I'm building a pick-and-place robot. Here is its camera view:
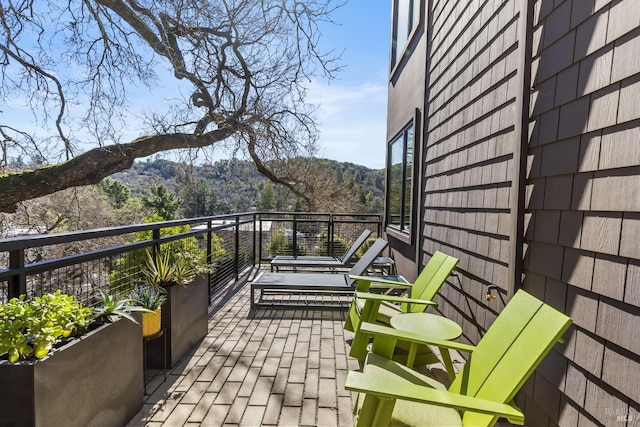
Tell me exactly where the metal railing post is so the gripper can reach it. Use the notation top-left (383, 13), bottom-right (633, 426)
top-left (328, 214), bottom-right (334, 257)
top-left (206, 220), bottom-right (212, 305)
top-left (292, 215), bottom-right (298, 257)
top-left (8, 249), bottom-right (26, 299)
top-left (252, 214), bottom-right (257, 266)
top-left (234, 216), bottom-right (240, 279)
top-left (152, 228), bottom-right (161, 259)
top-left (258, 214), bottom-right (263, 262)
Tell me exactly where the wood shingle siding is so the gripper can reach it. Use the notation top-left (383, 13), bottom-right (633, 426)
top-left (386, 0), bottom-right (640, 425)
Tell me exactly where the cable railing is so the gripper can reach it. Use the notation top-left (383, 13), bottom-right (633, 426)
top-left (0, 212), bottom-right (382, 306)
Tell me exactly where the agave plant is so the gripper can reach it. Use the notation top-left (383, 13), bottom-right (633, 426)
top-left (129, 285), bottom-right (167, 310)
top-left (142, 251), bottom-right (176, 289)
top-left (142, 250), bottom-right (205, 290)
top-left (92, 289), bottom-right (151, 324)
top-left (171, 257), bottom-right (197, 286)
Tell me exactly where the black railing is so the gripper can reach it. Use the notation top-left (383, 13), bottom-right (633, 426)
top-left (0, 212), bottom-right (382, 306)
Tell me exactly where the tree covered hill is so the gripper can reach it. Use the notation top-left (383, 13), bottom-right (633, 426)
top-left (112, 157), bottom-right (385, 215)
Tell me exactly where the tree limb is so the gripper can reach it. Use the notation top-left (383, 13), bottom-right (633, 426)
top-left (0, 126), bottom-right (235, 213)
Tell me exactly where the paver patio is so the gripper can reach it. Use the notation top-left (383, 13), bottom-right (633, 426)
top-left (127, 267), bottom-right (462, 427)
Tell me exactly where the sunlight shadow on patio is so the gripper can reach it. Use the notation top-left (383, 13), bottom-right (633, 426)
top-left (128, 267), bottom-right (359, 426)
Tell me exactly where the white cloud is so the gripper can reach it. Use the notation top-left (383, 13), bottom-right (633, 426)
top-left (308, 81), bottom-right (388, 169)
top-left (309, 82), bottom-right (386, 116)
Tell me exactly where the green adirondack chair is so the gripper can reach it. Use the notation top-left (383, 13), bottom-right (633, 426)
top-left (345, 289), bottom-right (572, 427)
top-left (344, 251), bottom-right (459, 361)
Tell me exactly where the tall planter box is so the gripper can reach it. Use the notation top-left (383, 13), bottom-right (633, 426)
top-left (0, 318), bottom-right (143, 427)
top-left (147, 274), bottom-right (209, 368)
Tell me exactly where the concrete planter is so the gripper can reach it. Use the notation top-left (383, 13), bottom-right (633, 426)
top-left (146, 274), bottom-right (209, 368)
top-left (0, 317), bottom-right (143, 427)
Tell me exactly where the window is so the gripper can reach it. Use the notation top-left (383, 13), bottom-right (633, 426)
top-left (386, 122), bottom-right (414, 234)
top-left (392, 0), bottom-right (421, 67)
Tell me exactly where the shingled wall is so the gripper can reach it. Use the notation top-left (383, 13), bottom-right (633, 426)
top-left (523, 0), bottom-right (640, 425)
top-left (421, 0), bottom-right (523, 353)
top-left (408, 0), bottom-right (640, 425)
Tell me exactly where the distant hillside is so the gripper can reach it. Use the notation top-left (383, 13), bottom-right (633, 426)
top-left (112, 157), bottom-right (385, 214)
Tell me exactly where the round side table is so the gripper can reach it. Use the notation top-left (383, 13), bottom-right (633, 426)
top-left (390, 312), bottom-right (462, 381)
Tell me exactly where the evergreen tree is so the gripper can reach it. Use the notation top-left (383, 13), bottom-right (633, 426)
top-left (99, 178), bottom-right (131, 209)
top-left (141, 185), bottom-right (182, 220)
top-left (258, 182), bottom-right (276, 211)
top-left (180, 179), bottom-right (218, 218)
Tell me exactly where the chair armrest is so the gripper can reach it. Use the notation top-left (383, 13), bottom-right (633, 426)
top-left (355, 292), bottom-right (437, 307)
top-left (350, 275), bottom-right (412, 293)
top-left (345, 371), bottom-right (525, 424)
top-left (350, 275), bottom-right (411, 287)
top-left (360, 322), bottom-right (476, 354)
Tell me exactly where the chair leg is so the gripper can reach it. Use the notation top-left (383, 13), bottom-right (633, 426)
top-left (355, 394), bottom-right (396, 427)
top-left (439, 346), bottom-right (456, 382)
top-left (350, 330), bottom-right (372, 360)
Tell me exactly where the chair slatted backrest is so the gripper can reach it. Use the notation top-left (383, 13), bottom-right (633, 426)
top-left (346, 238), bottom-right (389, 286)
top-left (449, 290), bottom-right (572, 426)
top-left (339, 229), bottom-right (373, 263)
top-left (402, 251), bottom-right (459, 313)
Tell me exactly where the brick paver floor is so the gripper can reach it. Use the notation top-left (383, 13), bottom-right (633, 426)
top-left (128, 267), bottom-right (463, 427)
top-left (127, 268), bottom-right (360, 427)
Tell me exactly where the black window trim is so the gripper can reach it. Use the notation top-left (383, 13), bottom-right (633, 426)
top-left (385, 110), bottom-right (420, 244)
top-left (390, 0), bottom-right (425, 77)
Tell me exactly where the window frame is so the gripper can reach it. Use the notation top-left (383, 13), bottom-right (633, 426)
top-left (390, 0), bottom-right (424, 72)
top-left (385, 116), bottom-right (417, 240)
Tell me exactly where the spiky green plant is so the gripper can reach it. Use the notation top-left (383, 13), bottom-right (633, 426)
top-left (92, 289), bottom-right (151, 324)
top-left (129, 285), bottom-right (167, 310)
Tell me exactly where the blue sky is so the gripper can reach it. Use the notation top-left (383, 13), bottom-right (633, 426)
top-left (311, 1), bottom-right (391, 169)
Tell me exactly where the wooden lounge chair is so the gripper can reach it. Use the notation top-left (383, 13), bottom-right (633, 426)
top-left (269, 229), bottom-right (372, 271)
top-left (251, 238), bottom-right (394, 309)
top-left (344, 250), bottom-right (459, 361)
top-left (345, 289), bottom-right (572, 427)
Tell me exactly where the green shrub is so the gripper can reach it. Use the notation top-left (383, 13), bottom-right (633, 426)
top-left (318, 234), bottom-right (349, 257)
top-left (0, 291), bottom-right (93, 362)
top-left (142, 251), bottom-right (204, 290)
top-left (265, 227), bottom-right (306, 256)
top-left (109, 214), bottom-right (224, 293)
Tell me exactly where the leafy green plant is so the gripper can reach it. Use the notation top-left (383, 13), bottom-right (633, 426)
top-left (108, 214), bottom-right (224, 293)
top-left (0, 296), bottom-right (33, 362)
top-left (175, 250), bottom-right (215, 275)
top-left (318, 234), bottom-right (349, 257)
top-left (265, 227), bottom-right (306, 256)
top-left (0, 291), bottom-right (94, 363)
top-left (36, 292), bottom-right (94, 339)
top-left (129, 286), bottom-right (167, 310)
top-left (92, 289), bottom-right (151, 324)
top-left (171, 258), bottom-right (197, 286)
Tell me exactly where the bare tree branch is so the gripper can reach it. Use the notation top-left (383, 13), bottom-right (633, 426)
top-left (0, 126), bottom-right (235, 212)
top-left (0, 0), bottom-right (342, 210)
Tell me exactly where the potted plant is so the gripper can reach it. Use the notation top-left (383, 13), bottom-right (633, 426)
top-left (92, 288), bottom-right (153, 322)
top-left (0, 291), bottom-right (94, 363)
top-left (142, 250), bottom-right (210, 368)
top-left (0, 290), bottom-right (146, 427)
top-left (129, 285), bottom-right (167, 337)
